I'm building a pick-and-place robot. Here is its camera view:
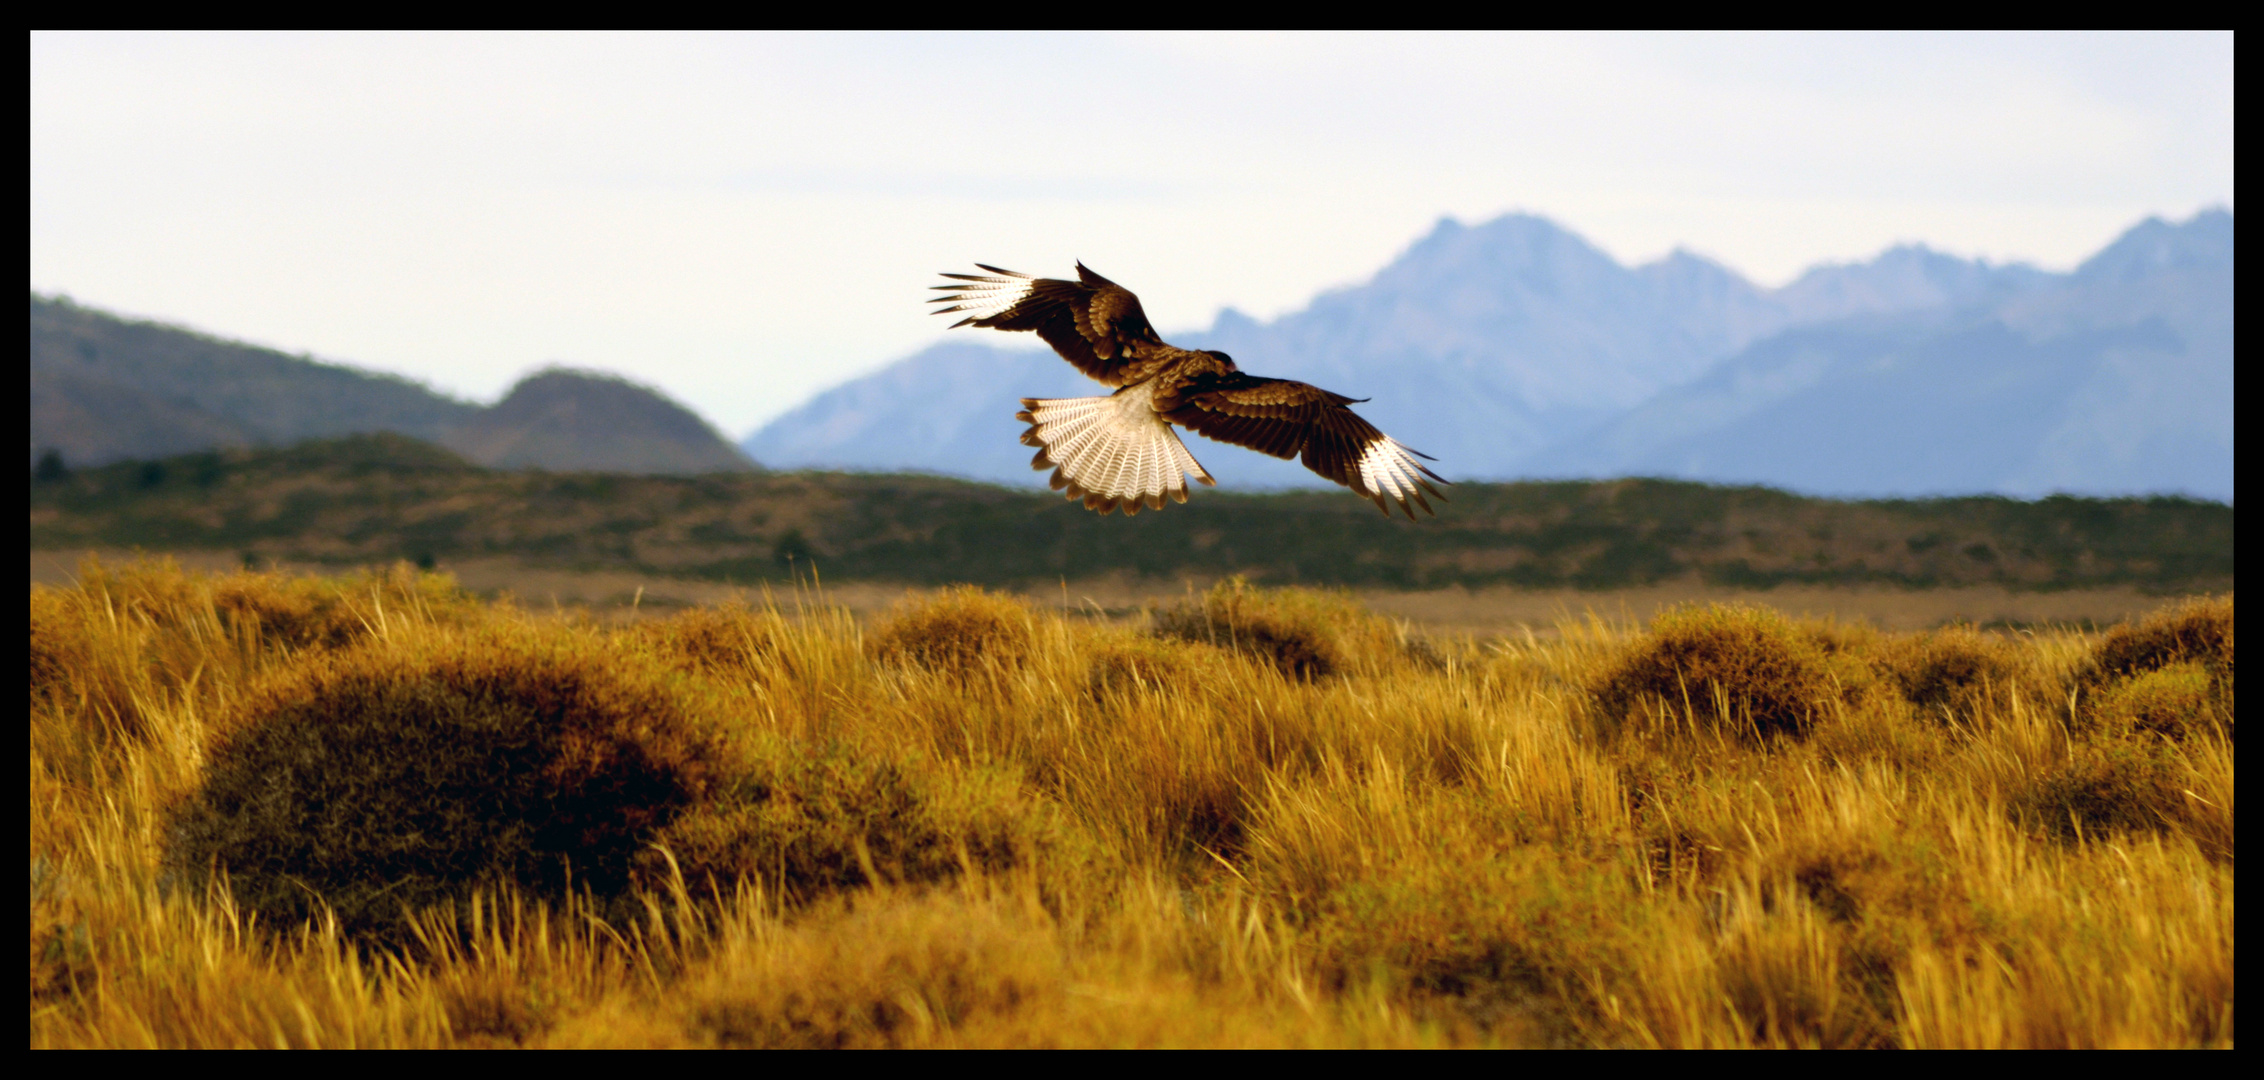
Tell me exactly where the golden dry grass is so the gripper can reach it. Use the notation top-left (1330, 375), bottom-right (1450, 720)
top-left (28, 558), bottom-right (2233, 1047)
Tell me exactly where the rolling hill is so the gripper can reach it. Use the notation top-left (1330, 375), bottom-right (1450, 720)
top-left (28, 295), bottom-right (754, 476)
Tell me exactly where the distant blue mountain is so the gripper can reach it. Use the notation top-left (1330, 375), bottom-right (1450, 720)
top-left (741, 341), bottom-right (1090, 481)
top-left (747, 210), bottom-right (2226, 501)
top-left (1528, 210), bottom-right (2233, 501)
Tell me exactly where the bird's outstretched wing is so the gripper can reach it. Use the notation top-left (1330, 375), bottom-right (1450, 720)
top-left (1162, 373), bottom-right (1449, 519)
top-left (929, 263), bottom-right (1162, 385)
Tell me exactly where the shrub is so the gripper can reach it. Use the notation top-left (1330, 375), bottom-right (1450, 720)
top-left (2015, 739), bottom-right (2185, 842)
top-left (206, 573), bottom-right (371, 651)
top-left (2090, 594), bottom-right (2234, 685)
top-left (631, 602), bottom-right (785, 675)
top-left (2089, 661), bottom-right (2221, 740)
top-left (165, 628), bottom-right (718, 935)
top-left (1083, 630), bottom-right (1224, 698)
top-left (1151, 580), bottom-right (1400, 680)
top-left (1593, 604), bottom-right (1864, 738)
top-left (2080, 595), bottom-right (2233, 741)
top-left (27, 588), bottom-right (83, 703)
top-left (1798, 618), bottom-right (1881, 658)
top-left (868, 586), bottom-right (1035, 676)
top-left (1872, 626), bottom-right (2026, 716)
top-left (651, 738), bottom-right (1072, 902)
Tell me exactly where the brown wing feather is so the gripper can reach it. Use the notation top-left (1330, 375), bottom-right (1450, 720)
top-left (929, 263), bottom-right (1162, 385)
top-left (1161, 373), bottom-right (1357, 461)
top-left (1164, 373), bottom-right (1449, 518)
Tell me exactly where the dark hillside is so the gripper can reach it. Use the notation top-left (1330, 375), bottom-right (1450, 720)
top-left (31, 366), bottom-right (255, 467)
top-left (29, 294), bottom-right (753, 476)
top-left (29, 293), bottom-right (478, 466)
top-left (28, 436), bottom-right (2232, 593)
top-left (439, 368), bottom-right (754, 476)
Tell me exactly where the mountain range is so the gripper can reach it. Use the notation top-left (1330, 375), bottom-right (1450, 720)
top-left (746, 210), bottom-right (2230, 502)
top-left (28, 209), bottom-right (2231, 503)
top-left (29, 295), bottom-right (753, 476)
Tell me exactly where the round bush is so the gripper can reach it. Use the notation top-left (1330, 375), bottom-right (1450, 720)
top-left (868, 586), bottom-right (1035, 676)
top-left (2091, 594), bottom-right (2234, 685)
top-left (1594, 604), bottom-right (1861, 738)
top-left (1873, 626), bottom-right (2025, 715)
top-left (2090, 661), bottom-right (2221, 740)
top-left (166, 630), bottom-right (717, 934)
top-left (1084, 631), bottom-right (1224, 698)
top-left (1150, 580), bottom-right (1380, 680)
top-left (631, 603), bottom-right (786, 675)
top-left (2016, 741), bottom-right (2185, 842)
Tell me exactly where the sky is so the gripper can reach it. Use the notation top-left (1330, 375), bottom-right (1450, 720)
top-left (29, 31), bottom-right (2235, 439)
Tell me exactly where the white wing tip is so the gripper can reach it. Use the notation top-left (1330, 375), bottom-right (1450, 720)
top-left (1354, 437), bottom-right (1447, 520)
top-left (930, 265), bottom-right (1039, 322)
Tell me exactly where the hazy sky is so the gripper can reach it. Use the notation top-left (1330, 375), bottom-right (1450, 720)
top-left (30, 31), bottom-right (2234, 437)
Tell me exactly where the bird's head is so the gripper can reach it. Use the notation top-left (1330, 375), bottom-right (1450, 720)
top-left (1203, 350), bottom-right (1238, 370)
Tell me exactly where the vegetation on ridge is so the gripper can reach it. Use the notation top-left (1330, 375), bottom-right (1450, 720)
top-left (29, 434), bottom-right (2234, 592)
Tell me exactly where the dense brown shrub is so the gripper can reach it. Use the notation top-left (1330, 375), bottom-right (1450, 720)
top-left (1873, 626), bottom-right (2027, 716)
top-left (1593, 604), bottom-right (1867, 738)
top-left (2015, 740), bottom-right (2186, 843)
top-left (1151, 580), bottom-right (1391, 680)
top-left (867, 586), bottom-right (1035, 676)
top-left (1797, 618), bottom-right (1881, 658)
top-left (2089, 662), bottom-right (2222, 740)
top-left (630, 602), bottom-right (785, 675)
top-left (651, 739), bottom-right (1072, 902)
top-left (165, 628), bottom-right (718, 935)
top-left (206, 574), bottom-right (366, 651)
top-left (2090, 594), bottom-right (2234, 684)
top-left (1084, 631), bottom-right (1226, 698)
top-left (2079, 595), bottom-right (2234, 741)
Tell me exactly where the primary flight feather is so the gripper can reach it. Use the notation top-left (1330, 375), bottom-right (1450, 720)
top-left (930, 262), bottom-right (1448, 519)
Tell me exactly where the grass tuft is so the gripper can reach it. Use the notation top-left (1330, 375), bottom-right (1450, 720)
top-left (649, 738), bottom-right (1075, 903)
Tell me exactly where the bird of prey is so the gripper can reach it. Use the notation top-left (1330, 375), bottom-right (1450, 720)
top-left (929, 263), bottom-right (1447, 519)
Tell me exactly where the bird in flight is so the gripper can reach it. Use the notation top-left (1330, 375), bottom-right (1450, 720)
top-left (929, 263), bottom-right (1447, 519)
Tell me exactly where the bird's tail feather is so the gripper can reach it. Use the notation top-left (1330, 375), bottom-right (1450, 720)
top-left (1017, 391), bottom-right (1212, 515)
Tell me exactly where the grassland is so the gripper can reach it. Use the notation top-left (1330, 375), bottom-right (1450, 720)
top-left (30, 559), bottom-right (2232, 1047)
top-left (28, 434), bottom-right (2234, 592)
